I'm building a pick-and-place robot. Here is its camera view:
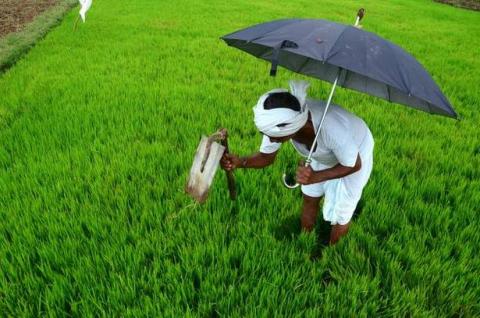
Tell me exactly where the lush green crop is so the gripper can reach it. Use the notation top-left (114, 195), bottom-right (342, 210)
top-left (0, 0), bottom-right (479, 316)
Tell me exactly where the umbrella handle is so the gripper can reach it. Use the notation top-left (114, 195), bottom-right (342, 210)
top-left (282, 158), bottom-right (312, 189)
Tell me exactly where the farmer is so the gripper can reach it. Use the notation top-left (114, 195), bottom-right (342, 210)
top-left (220, 81), bottom-right (374, 244)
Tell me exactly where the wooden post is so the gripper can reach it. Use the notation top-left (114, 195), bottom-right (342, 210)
top-left (219, 128), bottom-right (237, 200)
top-left (73, 15), bottom-right (80, 32)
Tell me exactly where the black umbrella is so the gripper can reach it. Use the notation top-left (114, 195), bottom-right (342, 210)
top-left (221, 11), bottom-right (456, 118)
top-left (221, 10), bottom-right (457, 187)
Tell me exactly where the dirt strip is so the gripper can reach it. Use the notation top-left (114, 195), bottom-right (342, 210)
top-left (0, 0), bottom-right (59, 38)
top-left (434, 0), bottom-right (480, 11)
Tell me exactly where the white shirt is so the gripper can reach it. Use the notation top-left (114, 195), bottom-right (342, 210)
top-left (259, 98), bottom-right (371, 169)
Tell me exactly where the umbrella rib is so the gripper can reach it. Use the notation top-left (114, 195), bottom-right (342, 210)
top-left (246, 20), bottom-right (300, 43)
top-left (296, 57), bottom-right (311, 74)
top-left (388, 41), bottom-right (412, 95)
top-left (324, 25), bottom-right (350, 62)
top-left (388, 43), bottom-right (441, 112)
top-left (426, 102), bottom-right (434, 114)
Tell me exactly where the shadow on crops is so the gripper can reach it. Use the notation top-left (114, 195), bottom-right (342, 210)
top-left (191, 270), bottom-right (201, 310)
top-left (273, 215), bottom-right (331, 261)
top-left (274, 200), bottom-right (365, 259)
top-left (310, 219), bottom-right (331, 261)
top-left (223, 203), bottom-right (240, 247)
top-left (273, 214), bottom-right (330, 260)
top-left (273, 215), bottom-right (301, 241)
top-left (310, 199), bottom-right (365, 261)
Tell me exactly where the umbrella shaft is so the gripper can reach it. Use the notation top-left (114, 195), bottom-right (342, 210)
top-left (305, 73), bottom-right (340, 166)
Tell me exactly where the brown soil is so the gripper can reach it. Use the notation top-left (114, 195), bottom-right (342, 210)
top-left (434, 0), bottom-right (480, 11)
top-left (0, 0), bottom-right (59, 38)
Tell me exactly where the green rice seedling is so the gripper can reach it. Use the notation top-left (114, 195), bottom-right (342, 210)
top-left (0, 0), bottom-right (479, 316)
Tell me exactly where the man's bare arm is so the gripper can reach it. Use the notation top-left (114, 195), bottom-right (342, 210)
top-left (221, 152), bottom-right (277, 171)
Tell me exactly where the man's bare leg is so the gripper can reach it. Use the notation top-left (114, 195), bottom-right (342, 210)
top-left (329, 223), bottom-right (350, 244)
top-left (301, 194), bottom-right (320, 232)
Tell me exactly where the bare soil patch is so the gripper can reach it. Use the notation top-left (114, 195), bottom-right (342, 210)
top-left (434, 0), bottom-right (480, 11)
top-left (0, 0), bottom-right (59, 38)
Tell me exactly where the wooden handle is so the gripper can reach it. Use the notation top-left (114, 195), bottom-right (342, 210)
top-left (219, 129), bottom-right (237, 200)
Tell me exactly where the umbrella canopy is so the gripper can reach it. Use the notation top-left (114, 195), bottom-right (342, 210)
top-left (221, 19), bottom-right (457, 118)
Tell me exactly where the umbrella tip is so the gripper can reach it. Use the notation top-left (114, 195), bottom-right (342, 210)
top-left (357, 8), bottom-right (365, 20)
top-left (354, 8), bottom-right (366, 27)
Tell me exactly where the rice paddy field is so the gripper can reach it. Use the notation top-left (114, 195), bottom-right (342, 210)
top-left (1, 0), bottom-right (479, 316)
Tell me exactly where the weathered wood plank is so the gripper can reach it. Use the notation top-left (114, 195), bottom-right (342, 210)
top-left (185, 136), bottom-right (225, 203)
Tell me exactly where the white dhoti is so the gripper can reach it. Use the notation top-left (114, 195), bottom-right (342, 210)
top-left (301, 130), bottom-right (374, 225)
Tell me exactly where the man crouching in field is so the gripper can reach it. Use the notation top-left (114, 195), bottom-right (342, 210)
top-left (220, 81), bottom-right (374, 244)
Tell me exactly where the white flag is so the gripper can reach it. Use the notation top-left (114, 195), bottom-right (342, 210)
top-left (79, 0), bottom-right (92, 23)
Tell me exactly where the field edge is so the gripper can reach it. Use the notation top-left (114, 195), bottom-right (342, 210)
top-left (0, 0), bottom-right (76, 73)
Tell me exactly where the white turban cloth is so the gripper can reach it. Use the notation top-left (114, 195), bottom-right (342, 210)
top-left (253, 80), bottom-right (310, 137)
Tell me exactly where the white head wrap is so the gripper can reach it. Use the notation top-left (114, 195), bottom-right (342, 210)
top-left (253, 80), bottom-right (310, 137)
